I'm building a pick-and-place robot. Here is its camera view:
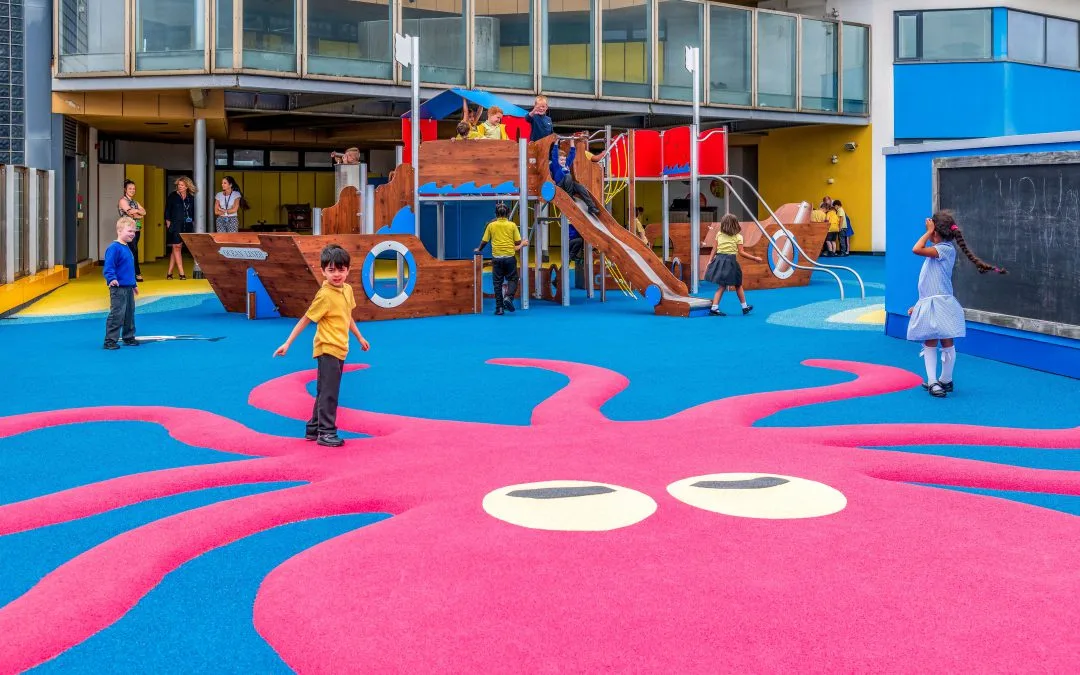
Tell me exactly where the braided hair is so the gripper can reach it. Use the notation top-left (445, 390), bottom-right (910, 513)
top-left (931, 211), bottom-right (1007, 275)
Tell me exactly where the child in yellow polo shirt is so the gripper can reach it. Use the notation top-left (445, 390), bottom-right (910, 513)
top-left (474, 202), bottom-right (527, 315)
top-left (274, 244), bottom-right (371, 447)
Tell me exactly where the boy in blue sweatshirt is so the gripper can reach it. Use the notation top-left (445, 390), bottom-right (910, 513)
top-left (103, 217), bottom-right (140, 350)
top-left (549, 140), bottom-right (601, 216)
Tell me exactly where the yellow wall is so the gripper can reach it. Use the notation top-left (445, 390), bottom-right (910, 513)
top-left (214, 170), bottom-right (336, 228)
top-left (757, 124), bottom-right (873, 252)
top-left (121, 164), bottom-right (166, 263)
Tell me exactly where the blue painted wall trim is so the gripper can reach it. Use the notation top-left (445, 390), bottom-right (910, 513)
top-left (992, 7), bottom-right (1009, 60)
top-left (884, 139), bottom-right (1080, 378)
top-left (895, 61), bottom-right (1080, 140)
top-left (885, 312), bottom-right (1080, 379)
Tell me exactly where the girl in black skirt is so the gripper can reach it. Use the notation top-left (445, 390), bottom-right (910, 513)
top-left (704, 213), bottom-right (762, 316)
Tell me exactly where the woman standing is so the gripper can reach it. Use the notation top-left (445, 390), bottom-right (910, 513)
top-left (214, 176), bottom-right (244, 233)
top-left (165, 176), bottom-right (196, 279)
top-left (117, 179), bottom-right (147, 282)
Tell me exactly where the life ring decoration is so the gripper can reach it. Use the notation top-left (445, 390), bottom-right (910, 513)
top-left (362, 240), bottom-right (417, 308)
top-left (766, 230), bottom-right (798, 280)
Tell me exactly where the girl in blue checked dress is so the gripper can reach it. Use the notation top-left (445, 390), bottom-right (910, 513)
top-left (907, 211), bottom-right (1006, 398)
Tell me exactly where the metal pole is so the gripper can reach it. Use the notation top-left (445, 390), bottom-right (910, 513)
top-left (599, 252), bottom-right (607, 302)
top-left (395, 145), bottom-right (403, 166)
top-left (584, 242), bottom-right (594, 298)
top-left (688, 47), bottom-right (701, 294)
top-left (723, 126), bottom-right (731, 218)
top-left (193, 118), bottom-right (207, 279)
top-left (411, 36), bottom-right (420, 238)
top-left (365, 184), bottom-right (375, 234)
top-left (436, 202), bottom-right (445, 260)
top-left (559, 213), bottom-right (570, 307)
top-left (518, 137), bottom-right (530, 309)
top-left (206, 137), bottom-right (216, 229)
top-left (662, 178), bottom-right (670, 261)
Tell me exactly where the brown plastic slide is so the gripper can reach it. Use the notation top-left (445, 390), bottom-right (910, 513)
top-left (551, 187), bottom-right (712, 317)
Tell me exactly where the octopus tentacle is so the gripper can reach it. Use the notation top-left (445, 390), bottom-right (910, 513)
top-left (0, 407), bottom-right (298, 457)
top-left (669, 359), bottom-right (922, 427)
top-left (489, 358), bottom-right (629, 425)
top-left (797, 423), bottom-right (1080, 450)
top-left (249, 365), bottom-right (417, 436)
top-left (857, 449), bottom-right (1080, 496)
top-left (0, 457), bottom-right (308, 536)
top-left (0, 481), bottom-right (399, 675)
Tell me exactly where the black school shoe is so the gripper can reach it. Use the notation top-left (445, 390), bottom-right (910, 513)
top-left (305, 431), bottom-right (318, 441)
top-left (317, 434), bottom-right (345, 447)
top-left (495, 307), bottom-right (504, 316)
top-left (742, 305), bottom-right (754, 315)
top-left (122, 339), bottom-right (140, 346)
top-left (709, 308), bottom-right (726, 316)
top-left (103, 342), bottom-right (120, 350)
top-left (503, 299), bottom-right (515, 312)
top-left (922, 381), bottom-right (954, 393)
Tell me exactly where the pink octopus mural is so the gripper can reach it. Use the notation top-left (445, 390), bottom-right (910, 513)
top-left (1, 358), bottom-right (1079, 673)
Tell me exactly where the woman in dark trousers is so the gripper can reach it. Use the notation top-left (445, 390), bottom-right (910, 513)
top-left (117, 179), bottom-right (147, 281)
top-left (165, 176), bottom-right (197, 279)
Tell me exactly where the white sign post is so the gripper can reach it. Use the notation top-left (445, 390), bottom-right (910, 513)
top-left (685, 46), bottom-right (701, 294)
top-left (395, 34), bottom-right (421, 238)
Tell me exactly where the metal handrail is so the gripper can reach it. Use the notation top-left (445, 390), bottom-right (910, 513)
top-left (711, 176), bottom-right (847, 300)
top-left (716, 173), bottom-right (865, 299)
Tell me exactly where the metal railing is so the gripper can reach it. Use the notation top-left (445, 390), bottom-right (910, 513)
top-left (1, 165), bottom-right (57, 285)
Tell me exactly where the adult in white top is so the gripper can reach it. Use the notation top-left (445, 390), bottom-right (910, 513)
top-left (214, 176), bottom-right (243, 233)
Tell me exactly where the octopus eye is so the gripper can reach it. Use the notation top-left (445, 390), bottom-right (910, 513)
top-left (666, 473), bottom-right (846, 519)
top-left (483, 480), bottom-right (656, 531)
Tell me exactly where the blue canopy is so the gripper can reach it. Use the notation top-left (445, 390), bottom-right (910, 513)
top-left (403, 88), bottom-right (530, 120)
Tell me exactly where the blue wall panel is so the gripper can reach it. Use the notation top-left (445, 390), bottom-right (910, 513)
top-left (894, 63), bottom-right (1006, 140)
top-left (884, 141), bottom-right (1080, 377)
top-left (895, 61), bottom-right (1080, 140)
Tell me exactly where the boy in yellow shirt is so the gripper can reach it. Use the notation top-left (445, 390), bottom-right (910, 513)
top-left (274, 244), bottom-right (371, 447)
top-left (632, 206), bottom-right (649, 245)
top-left (474, 203), bottom-right (528, 315)
top-left (825, 205), bottom-right (841, 256)
top-left (477, 106), bottom-right (509, 140)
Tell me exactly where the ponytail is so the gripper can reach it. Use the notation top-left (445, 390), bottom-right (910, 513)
top-left (951, 226), bottom-right (1006, 274)
top-left (931, 210), bottom-right (1007, 275)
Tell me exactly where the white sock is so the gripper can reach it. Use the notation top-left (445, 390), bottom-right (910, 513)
top-left (711, 304), bottom-right (718, 310)
top-left (940, 346), bottom-right (956, 383)
top-left (921, 347), bottom-right (938, 385)
top-left (741, 302), bottom-right (749, 309)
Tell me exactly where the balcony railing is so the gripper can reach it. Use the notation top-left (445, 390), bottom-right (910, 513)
top-left (54, 0), bottom-right (870, 116)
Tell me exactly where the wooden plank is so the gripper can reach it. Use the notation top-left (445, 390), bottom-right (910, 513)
top-left (373, 163), bottom-right (413, 231)
top-left (418, 140), bottom-right (522, 192)
top-left (321, 186), bottom-right (361, 235)
top-left (180, 232), bottom-right (268, 313)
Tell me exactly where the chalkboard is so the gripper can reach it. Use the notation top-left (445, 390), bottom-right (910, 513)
top-left (934, 152), bottom-right (1080, 338)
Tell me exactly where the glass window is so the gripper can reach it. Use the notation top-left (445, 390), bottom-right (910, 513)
top-left (842, 24), bottom-right (869, 115)
top-left (135, 0), bottom-right (205, 71)
top-left (233, 149), bottom-right (265, 166)
top-left (601, 0), bottom-right (651, 99)
top-left (215, 148), bottom-right (229, 166)
top-left (215, 0), bottom-right (233, 68)
top-left (757, 12), bottom-right (796, 108)
top-left (657, 0), bottom-right (702, 101)
top-left (242, 0), bottom-right (297, 72)
top-left (1047, 17), bottom-right (1080, 69)
top-left (1009, 11), bottom-right (1046, 64)
top-left (306, 0), bottom-right (392, 80)
top-left (896, 13), bottom-right (918, 59)
top-left (270, 150), bottom-right (299, 167)
top-left (304, 151), bottom-right (334, 168)
top-left (402, 0), bottom-right (467, 86)
top-left (922, 10), bottom-right (991, 60)
top-left (709, 6), bottom-right (751, 106)
top-left (801, 19), bottom-right (838, 112)
top-left (542, 0), bottom-right (594, 95)
top-left (58, 0), bottom-right (126, 73)
top-left (475, 0), bottom-right (533, 90)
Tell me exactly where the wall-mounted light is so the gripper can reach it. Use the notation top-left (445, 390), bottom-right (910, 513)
top-left (844, 142), bottom-right (858, 151)
top-left (830, 155), bottom-right (839, 164)
top-left (826, 178), bottom-right (836, 185)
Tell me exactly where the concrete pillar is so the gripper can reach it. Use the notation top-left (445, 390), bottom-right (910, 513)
top-left (194, 119), bottom-right (207, 234)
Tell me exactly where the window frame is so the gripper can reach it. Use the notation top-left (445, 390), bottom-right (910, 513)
top-left (893, 8), bottom-right (996, 64)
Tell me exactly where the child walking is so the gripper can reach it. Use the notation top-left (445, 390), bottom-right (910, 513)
top-left (474, 202), bottom-right (528, 315)
top-left (274, 244), bottom-right (371, 446)
top-left (704, 214), bottom-right (762, 316)
top-left (907, 211), bottom-right (1006, 398)
top-left (102, 217), bottom-right (140, 350)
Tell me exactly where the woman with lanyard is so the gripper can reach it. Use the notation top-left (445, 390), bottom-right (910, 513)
top-left (214, 176), bottom-right (244, 233)
top-left (118, 179), bottom-right (147, 282)
top-left (165, 176), bottom-right (196, 280)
